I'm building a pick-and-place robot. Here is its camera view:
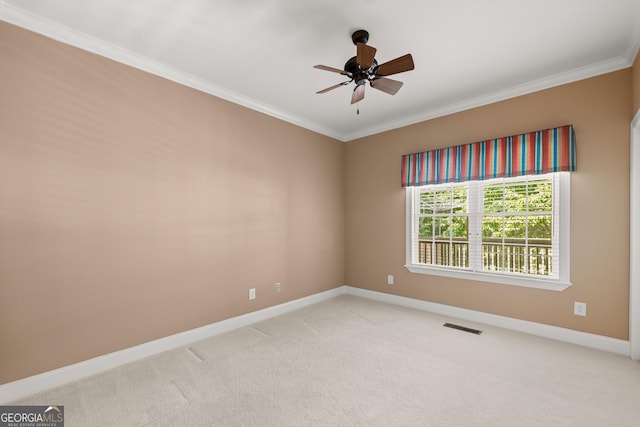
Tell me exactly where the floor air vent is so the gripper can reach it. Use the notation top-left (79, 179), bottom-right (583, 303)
top-left (443, 323), bottom-right (482, 335)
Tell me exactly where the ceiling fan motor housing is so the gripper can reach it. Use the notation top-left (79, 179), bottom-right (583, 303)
top-left (344, 56), bottom-right (378, 85)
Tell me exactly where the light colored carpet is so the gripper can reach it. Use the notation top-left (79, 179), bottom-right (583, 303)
top-left (12, 294), bottom-right (640, 426)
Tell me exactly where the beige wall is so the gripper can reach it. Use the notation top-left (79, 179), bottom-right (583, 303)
top-left (346, 69), bottom-right (633, 340)
top-left (0, 22), bottom-right (345, 384)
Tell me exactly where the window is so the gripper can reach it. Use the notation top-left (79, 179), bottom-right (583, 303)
top-left (406, 172), bottom-right (570, 290)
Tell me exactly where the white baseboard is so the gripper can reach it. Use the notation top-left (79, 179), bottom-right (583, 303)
top-left (344, 286), bottom-right (631, 356)
top-left (2, 285), bottom-right (631, 403)
top-left (0, 286), bottom-right (345, 404)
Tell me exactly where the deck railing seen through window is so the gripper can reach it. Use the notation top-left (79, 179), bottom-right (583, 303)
top-left (417, 238), bottom-right (552, 276)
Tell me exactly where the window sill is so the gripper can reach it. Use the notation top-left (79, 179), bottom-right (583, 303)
top-left (404, 264), bottom-right (571, 291)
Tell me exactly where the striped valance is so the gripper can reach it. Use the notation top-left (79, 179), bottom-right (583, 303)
top-left (401, 125), bottom-right (576, 187)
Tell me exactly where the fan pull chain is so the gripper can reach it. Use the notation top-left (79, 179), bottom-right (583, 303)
top-left (357, 102), bottom-right (360, 115)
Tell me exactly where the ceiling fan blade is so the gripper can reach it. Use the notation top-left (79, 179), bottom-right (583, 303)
top-left (375, 53), bottom-right (415, 76)
top-left (356, 43), bottom-right (377, 70)
top-left (371, 77), bottom-right (404, 95)
top-left (351, 84), bottom-right (365, 104)
top-left (314, 64), bottom-right (348, 75)
top-left (316, 81), bottom-right (351, 94)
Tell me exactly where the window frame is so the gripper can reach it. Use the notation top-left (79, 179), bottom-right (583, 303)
top-left (405, 172), bottom-right (571, 291)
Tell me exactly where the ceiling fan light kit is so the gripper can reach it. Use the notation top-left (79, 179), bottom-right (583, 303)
top-left (314, 29), bottom-right (415, 107)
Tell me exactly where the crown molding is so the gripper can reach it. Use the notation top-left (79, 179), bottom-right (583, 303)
top-left (1, 2), bottom-right (637, 143)
top-left (625, 11), bottom-right (640, 65)
top-left (343, 55), bottom-right (631, 141)
top-left (0, 3), bottom-right (344, 142)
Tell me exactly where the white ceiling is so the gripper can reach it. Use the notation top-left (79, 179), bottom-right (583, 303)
top-left (2, 0), bottom-right (640, 141)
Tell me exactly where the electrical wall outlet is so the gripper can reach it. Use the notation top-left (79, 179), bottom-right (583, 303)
top-left (574, 301), bottom-right (586, 317)
top-left (275, 282), bottom-right (281, 293)
top-left (249, 288), bottom-right (256, 300)
top-left (387, 275), bottom-right (394, 285)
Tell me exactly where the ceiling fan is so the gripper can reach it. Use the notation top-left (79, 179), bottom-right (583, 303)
top-left (314, 29), bottom-right (415, 105)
